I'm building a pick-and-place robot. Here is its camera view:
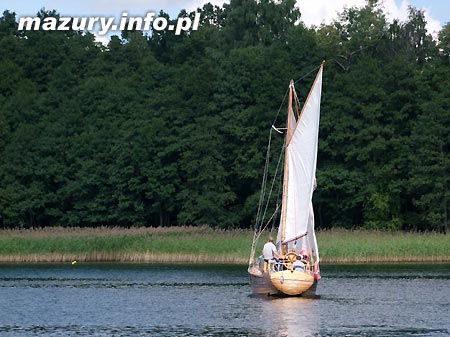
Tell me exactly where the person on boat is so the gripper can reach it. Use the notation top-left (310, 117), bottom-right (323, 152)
top-left (299, 249), bottom-right (311, 271)
top-left (262, 236), bottom-right (279, 272)
top-left (292, 256), bottom-right (305, 271)
top-left (300, 249), bottom-right (310, 261)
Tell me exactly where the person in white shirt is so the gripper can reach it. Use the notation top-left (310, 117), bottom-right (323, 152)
top-left (262, 236), bottom-right (279, 272)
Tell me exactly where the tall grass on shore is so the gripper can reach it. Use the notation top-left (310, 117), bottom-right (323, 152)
top-left (0, 226), bottom-right (448, 263)
top-left (319, 229), bottom-right (450, 263)
top-left (0, 226), bottom-right (251, 263)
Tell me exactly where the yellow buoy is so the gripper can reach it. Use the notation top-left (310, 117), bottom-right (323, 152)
top-left (71, 260), bottom-right (77, 265)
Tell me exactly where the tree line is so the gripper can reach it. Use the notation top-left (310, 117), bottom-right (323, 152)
top-left (0, 0), bottom-right (449, 231)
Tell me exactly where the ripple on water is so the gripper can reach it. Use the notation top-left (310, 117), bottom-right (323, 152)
top-left (0, 263), bottom-right (449, 337)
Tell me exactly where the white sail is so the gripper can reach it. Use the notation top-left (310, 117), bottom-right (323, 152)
top-left (304, 202), bottom-right (320, 262)
top-left (278, 67), bottom-right (323, 256)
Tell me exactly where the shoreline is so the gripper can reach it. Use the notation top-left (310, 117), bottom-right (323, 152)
top-left (1, 254), bottom-right (449, 264)
top-left (1, 226), bottom-right (449, 264)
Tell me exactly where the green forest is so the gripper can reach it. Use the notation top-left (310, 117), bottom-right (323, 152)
top-left (0, 0), bottom-right (449, 232)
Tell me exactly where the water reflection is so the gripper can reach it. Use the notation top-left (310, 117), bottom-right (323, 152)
top-left (262, 297), bottom-right (319, 337)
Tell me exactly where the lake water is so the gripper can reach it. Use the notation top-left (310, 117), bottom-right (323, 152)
top-left (0, 263), bottom-right (449, 336)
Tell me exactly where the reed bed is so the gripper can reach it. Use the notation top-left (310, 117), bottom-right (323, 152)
top-left (0, 227), bottom-right (448, 263)
top-left (0, 226), bottom-right (251, 263)
top-left (318, 229), bottom-right (450, 263)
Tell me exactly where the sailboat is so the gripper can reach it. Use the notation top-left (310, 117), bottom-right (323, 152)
top-left (248, 62), bottom-right (324, 296)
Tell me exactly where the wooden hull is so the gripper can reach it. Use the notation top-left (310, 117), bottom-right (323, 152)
top-left (248, 266), bottom-right (317, 297)
top-left (270, 270), bottom-right (315, 296)
top-left (248, 266), bottom-right (280, 296)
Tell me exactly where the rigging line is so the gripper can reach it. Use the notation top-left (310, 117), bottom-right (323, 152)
top-left (292, 86), bottom-right (302, 118)
top-left (251, 140), bottom-right (282, 266)
top-left (260, 137), bottom-right (285, 231)
top-left (251, 134), bottom-right (284, 263)
top-left (271, 157), bottom-right (284, 233)
top-left (256, 128), bottom-right (272, 228)
top-left (272, 86), bottom-right (289, 126)
top-left (255, 204), bottom-right (281, 243)
top-left (251, 128), bottom-right (274, 265)
top-left (272, 63), bottom-right (321, 127)
top-left (255, 128), bottom-right (273, 231)
top-left (293, 64), bottom-right (322, 86)
top-left (250, 203), bottom-right (281, 265)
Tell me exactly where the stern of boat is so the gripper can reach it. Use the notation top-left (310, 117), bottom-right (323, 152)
top-left (269, 269), bottom-right (315, 296)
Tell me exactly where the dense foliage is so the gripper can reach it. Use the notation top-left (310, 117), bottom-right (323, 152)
top-left (0, 0), bottom-right (449, 231)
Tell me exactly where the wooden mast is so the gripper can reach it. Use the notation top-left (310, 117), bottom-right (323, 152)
top-left (280, 80), bottom-right (294, 253)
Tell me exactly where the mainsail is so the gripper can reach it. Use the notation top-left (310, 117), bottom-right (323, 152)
top-left (277, 64), bottom-right (323, 261)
